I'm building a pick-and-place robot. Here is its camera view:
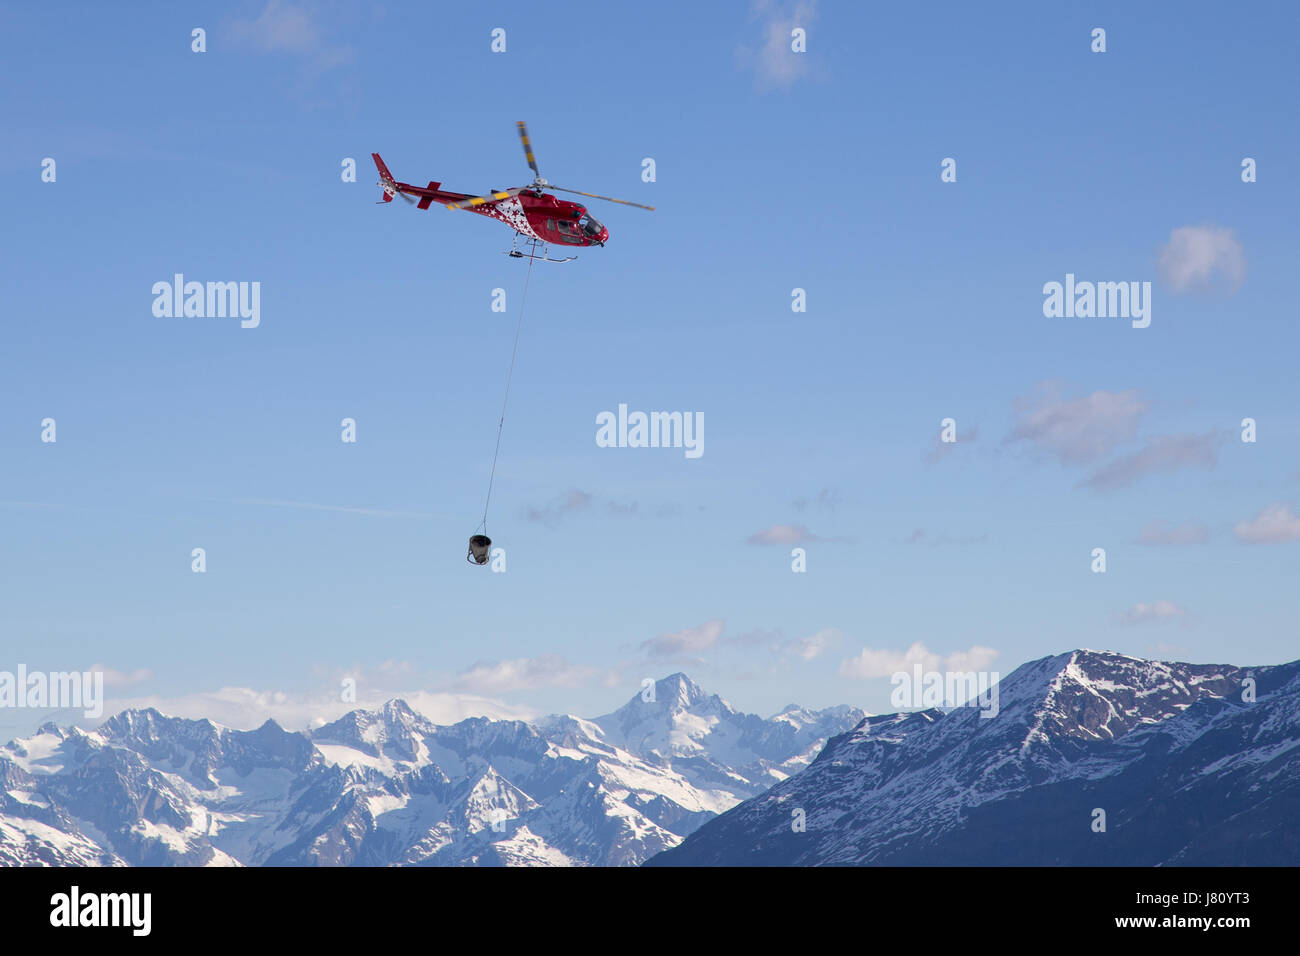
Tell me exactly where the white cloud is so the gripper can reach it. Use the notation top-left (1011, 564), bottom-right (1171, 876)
top-left (838, 641), bottom-right (998, 679)
top-left (904, 529), bottom-right (990, 547)
top-left (1146, 641), bottom-right (1191, 659)
top-left (640, 619), bottom-right (726, 658)
top-left (792, 488), bottom-right (843, 513)
top-left (942, 646), bottom-right (1002, 672)
top-left (450, 655), bottom-right (600, 694)
top-left (748, 523), bottom-right (819, 545)
top-left (1135, 520), bottom-right (1209, 546)
top-left (1010, 384), bottom-right (1147, 465)
top-left (236, 1), bottom-right (323, 54)
top-left (776, 628), bottom-right (841, 661)
top-left (523, 489), bottom-right (666, 524)
top-left (87, 665), bottom-right (154, 689)
top-left (228, 1), bottom-right (357, 84)
top-left (1117, 600), bottom-right (1189, 626)
top-left (1084, 431), bottom-right (1223, 491)
top-left (739, 0), bottom-right (817, 89)
top-left (1234, 503), bottom-right (1300, 543)
top-left (925, 424), bottom-right (979, 464)
top-left (524, 489), bottom-right (593, 526)
top-left (1158, 225), bottom-right (1247, 293)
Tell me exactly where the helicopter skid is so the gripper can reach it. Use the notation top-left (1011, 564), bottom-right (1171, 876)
top-left (506, 235), bottom-right (576, 263)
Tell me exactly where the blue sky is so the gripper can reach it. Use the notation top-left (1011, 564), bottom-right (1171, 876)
top-left (2, 1), bottom-right (1298, 736)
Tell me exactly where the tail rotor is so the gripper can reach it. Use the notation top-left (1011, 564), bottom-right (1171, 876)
top-left (372, 152), bottom-right (414, 204)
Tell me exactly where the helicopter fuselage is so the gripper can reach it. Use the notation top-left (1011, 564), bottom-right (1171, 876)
top-left (390, 179), bottom-right (609, 247)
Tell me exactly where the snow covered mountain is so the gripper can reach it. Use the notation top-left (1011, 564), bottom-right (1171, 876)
top-left (0, 674), bottom-right (864, 867)
top-left (648, 650), bottom-right (1300, 866)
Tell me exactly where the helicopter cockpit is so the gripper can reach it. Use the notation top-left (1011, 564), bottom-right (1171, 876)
top-left (579, 213), bottom-right (604, 240)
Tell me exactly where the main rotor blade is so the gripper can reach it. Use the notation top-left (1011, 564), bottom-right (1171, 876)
top-left (445, 187), bottom-right (524, 211)
top-left (551, 186), bottom-right (655, 211)
top-left (517, 121), bottom-right (540, 179)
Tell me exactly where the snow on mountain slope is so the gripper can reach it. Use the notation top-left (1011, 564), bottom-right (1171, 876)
top-left (591, 673), bottom-right (869, 792)
top-left (649, 651), bottom-right (1300, 866)
top-left (0, 674), bottom-right (864, 866)
top-left (0, 713), bottom-right (338, 866)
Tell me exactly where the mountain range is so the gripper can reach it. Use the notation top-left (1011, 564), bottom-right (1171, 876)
top-left (649, 650), bottom-right (1300, 866)
top-left (5, 650), bottom-right (1296, 867)
top-left (0, 673), bottom-right (863, 866)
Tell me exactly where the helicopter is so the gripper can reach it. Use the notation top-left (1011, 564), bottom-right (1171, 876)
top-left (372, 121), bottom-right (653, 262)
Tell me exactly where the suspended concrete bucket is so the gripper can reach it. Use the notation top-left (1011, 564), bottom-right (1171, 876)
top-left (467, 534), bottom-right (492, 566)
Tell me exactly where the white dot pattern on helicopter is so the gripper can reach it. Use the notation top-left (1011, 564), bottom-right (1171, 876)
top-left (480, 195), bottom-right (542, 241)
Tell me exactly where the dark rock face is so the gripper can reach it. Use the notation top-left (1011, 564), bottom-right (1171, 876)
top-left (648, 651), bottom-right (1300, 867)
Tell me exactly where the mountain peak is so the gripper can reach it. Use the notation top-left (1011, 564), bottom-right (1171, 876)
top-left (308, 698), bottom-right (434, 767)
top-left (1000, 649), bottom-right (1249, 747)
top-left (99, 707), bottom-right (220, 744)
top-left (379, 698), bottom-right (424, 729)
top-left (657, 673), bottom-right (709, 709)
top-left (652, 651), bottom-right (1300, 867)
top-left (0, 674), bottom-right (891, 867)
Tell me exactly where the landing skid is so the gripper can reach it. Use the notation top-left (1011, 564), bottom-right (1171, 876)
top-left (506, 234), bottom-right (576, 263)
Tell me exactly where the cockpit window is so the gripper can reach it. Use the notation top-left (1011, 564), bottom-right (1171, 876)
top-left (580, 214), bottom-right (604, 238)
top-left (553, 217), bottom-right (583, 243)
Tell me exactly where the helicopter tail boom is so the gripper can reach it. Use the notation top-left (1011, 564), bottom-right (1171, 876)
top-left (373, 153), bottom-right (474, 208)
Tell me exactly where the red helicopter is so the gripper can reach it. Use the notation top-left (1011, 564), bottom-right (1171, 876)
top-left (372, 121), bottom-right (653, 262)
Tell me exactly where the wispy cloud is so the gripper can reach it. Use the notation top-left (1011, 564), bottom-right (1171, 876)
top-left (726, 628), bottom-right (779, 648)
top-left (1083, 431), bottom-right (1225, 491)
top-left (450, 656), bottom-right (601, 694)
top-left (925, 424), bottom-right (979, 464)
top-left (1135, 520), bottom-right (1209, 546)
top-left (523, 489), bottom-right (667, 526)
top-left (738, 0), bottom-right (818, 89)
top-left (747, 523), bottom-right (821, 545)
top-left (640, 619), bottom-right (727, 658)
top-left (1234, 503), bottom-right (1300, 543)
top-left (775, 628), bottom-right (842, 661)
top-left (1157, 225), bottom-right (1246, 293)
top-left (1010, 383), bottom-right (1147, 465)
top-left (227, 0), bottom-right (358, 100)
top-left (792, 488), bottom-right (844, 513)
top-left (1146, 641), bottom-right (1191, 659)
top-left (229, 0), bottom-right (353, 66)
top-left (87, 665), bottom-right (154, 689)
top-left (838, 641), bottom-right (998, 679)
top-left (903, 529), bottom-right (989, 547)
top-left (1116, 600), bottom-right (1190, 626)
top-left (524, 489), bottom-right (593, 526)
